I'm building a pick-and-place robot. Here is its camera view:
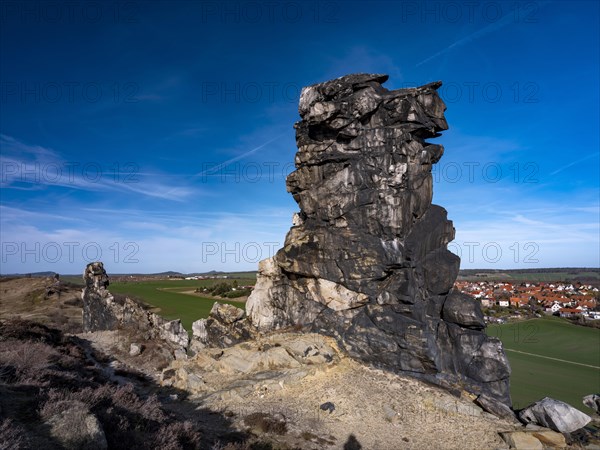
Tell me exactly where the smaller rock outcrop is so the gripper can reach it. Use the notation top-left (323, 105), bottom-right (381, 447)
top-left (82, 262), bottom-right (117, 331)
top-left (44, 273), bottom-right (63, 299)
top-left (191, 302), bottom-right (251, 350)
top-left (82, 262), bottom-right (189, 351)
top-left (518, 397), bottom-right (591, 433)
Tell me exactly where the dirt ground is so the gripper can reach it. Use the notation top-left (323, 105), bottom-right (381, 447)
top-left (162, 334), bottom-right (517, 450)
top-left (0, 277), bottom-right (83, 333)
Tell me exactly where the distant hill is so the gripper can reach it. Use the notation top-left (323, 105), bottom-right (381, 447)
top-left (458, 267), bottom-right (600, 283)
top-left (0, 271), bottom-right (58, 278)
top-left (5, 268), bottom-right (597, 282)
top-left (188, 270), bottom-right (257, 277)
top-left (459, 267), bottom-right (600, 275)
top-left (150, 271), bottom-right (184, 277)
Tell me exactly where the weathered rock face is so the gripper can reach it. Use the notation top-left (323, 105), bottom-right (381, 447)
top-left (82, 262), bottom-right (189, 350)
top-left (242, 74), bottom-right (512, 406)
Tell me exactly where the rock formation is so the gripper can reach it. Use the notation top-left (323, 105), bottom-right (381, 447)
top-left (82, 262), bottom-right (189, 350)
top-left (198, 73), bottom-right (512, 407)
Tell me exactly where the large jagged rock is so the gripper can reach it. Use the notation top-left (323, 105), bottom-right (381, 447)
top-left (519, 397), bottom-right (591, 433)
top-left (197, 74), bottom-right (512, 407)
top-left (82, 262), bottom-right (189, 350)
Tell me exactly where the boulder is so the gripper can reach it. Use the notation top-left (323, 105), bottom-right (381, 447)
top-left (443, 291), bottom-right (486, 329)
top-left (153, 317), bottom-right (189, 348)
top-left (476, 394), bottom-right (519, 423)
top-left (191, 302), bottom-right (250, 348)
top-left (500, 431), bottom-right (543, 450)
top-left (129, 343), bottom-right (143, 356)
top-left (210, 303), bottom-right (245, 324)
top-left (583, 394), bottom-right (600, 414)
top-left (531, 430), bottom-right (567, 449)
top-left (519, 397), bottom-right (591, 433)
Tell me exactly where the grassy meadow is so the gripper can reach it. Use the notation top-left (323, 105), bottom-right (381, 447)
top-left (109, 278), bottom-right (255, 332)
top-left (487, 317), bottom-right (600, 413)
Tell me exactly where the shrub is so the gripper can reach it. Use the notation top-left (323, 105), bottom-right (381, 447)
top-left (223, 289), bottom-right (251, 299)
top-left (243, 413), bottom-right (287, 435)
top-left (0, 340), bottom-right (59, 384)
top-left (0, 418), bottom-right (29, 449)
top-left (154, 421), bottom-right (202, 449)
top-left (1, 320), bottom-right (207, 449)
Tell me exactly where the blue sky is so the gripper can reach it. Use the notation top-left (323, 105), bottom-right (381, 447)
top-left (1, 0), bottom-right (598, 274)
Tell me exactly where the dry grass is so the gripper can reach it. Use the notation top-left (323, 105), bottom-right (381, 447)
top-left (0, 319), bottom-right (204, 449)
top-left (0, 418), bottom-right (28, 449)
top-left (243, 413), bottom-right (287, 435)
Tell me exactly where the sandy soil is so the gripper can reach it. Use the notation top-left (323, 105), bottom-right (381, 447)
top-left (181, 352), bottom-right (516, 450)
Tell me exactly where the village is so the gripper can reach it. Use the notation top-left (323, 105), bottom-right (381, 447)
top-left (454, 279), bottom-right (600, 323)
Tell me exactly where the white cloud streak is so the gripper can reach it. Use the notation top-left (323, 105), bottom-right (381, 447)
top-left (416, 7), bottom-right (535, 67)
top-left (0, 134), bottom-right (195, 201)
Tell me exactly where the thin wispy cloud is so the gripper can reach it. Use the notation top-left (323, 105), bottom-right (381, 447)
top-left (415, 3), bottom-right (544, 67)
top-left (193, 134), bottom-right (285, 178)
top-left (0, 205), bottom-right (87, 224)
top-left (549, 152), bottom-right (600, 176)
top-left (1, 135), bottom-right (195, 201)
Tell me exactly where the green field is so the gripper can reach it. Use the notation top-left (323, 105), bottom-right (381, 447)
top-left (458, 268), bottom-right (600, 282)
top-left (487, 317), bottom-right (600, 413)
top-left (109, 278), bottom-right (255, 332)
top-left (501, 271), bottom-right (600, 282)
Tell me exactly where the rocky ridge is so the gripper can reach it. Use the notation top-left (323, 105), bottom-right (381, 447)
top-left (82, 262), bottom-right (189, 351)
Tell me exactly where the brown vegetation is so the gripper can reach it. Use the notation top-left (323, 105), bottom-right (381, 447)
top-left (0, 319), bottom-right (203, 449)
